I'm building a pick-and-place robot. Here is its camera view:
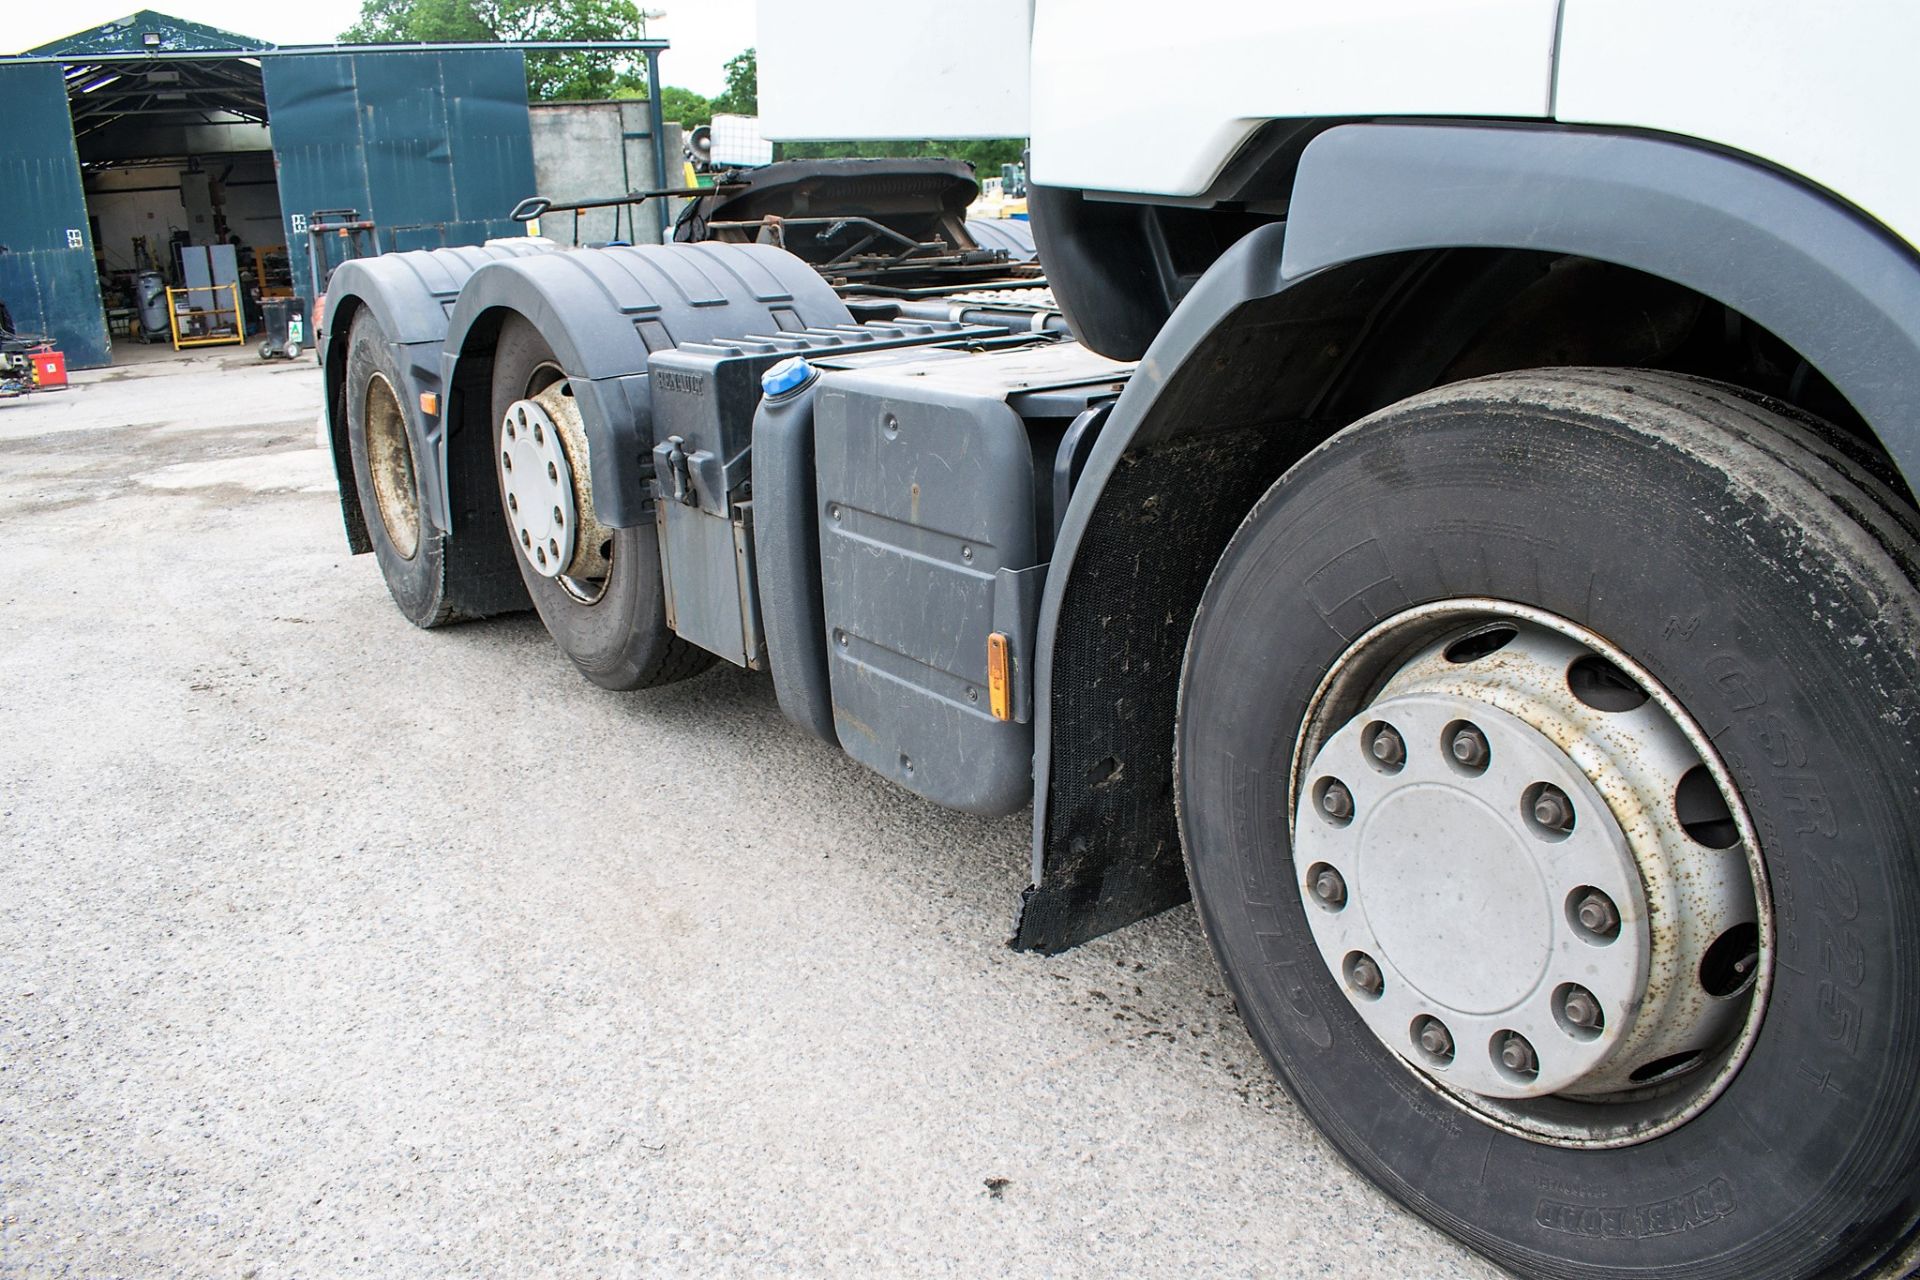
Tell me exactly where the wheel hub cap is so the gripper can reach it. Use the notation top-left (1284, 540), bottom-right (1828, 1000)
top-left (1293, 611), bottom-right (1765, 1133)
top-left (499, 395), bottom-right (578, 578)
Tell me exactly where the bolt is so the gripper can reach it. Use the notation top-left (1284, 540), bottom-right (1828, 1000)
top-left (828, 504), bottom-right (842, 521)
top-left (1349, 955), bottom-right (1383, 997)
top-left (1449, 725), bottom-right (1489, 769)
top-left (1499, 1033), bottom-right (1538, 1075)
top-left (967, 688), bottom-right (978, 704)
top-left (1369, 725), bottom-right (1405, 767)
top-left (1310, 866), bottom-right (1347, 909)
top-left (962, 545), bottom-right (974, 563)
top-left (1576, 891), bottom-right (1619, 936)
top-left (1320, 780), bottom-right (1354, 821)
top-left (1417, 1018), bottom-right (1453, 1060)
top-left (1533, 784), bottom-right (1575, 831)
top-left (1562, 988), bottom-right (1603, 1030)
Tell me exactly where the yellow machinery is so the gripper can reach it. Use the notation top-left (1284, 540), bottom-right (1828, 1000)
top-left (166, 282), bottom-right (246, 350)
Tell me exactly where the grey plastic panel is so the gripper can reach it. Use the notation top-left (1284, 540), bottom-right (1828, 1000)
top-left (654, 499), bottom-right (763, 669)
top-left (814, 343), bottom-right (1133, 815)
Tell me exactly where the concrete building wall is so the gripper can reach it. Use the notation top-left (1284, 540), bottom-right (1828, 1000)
top-left (529, 100), bottom-right (684, 245)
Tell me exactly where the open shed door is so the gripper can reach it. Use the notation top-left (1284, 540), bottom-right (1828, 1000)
top-left (0, 62), bottom-right (112, 369)
top-left (263, 49), bottom-right (539, 309)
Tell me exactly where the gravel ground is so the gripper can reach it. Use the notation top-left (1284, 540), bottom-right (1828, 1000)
top-left (0, 350), bottom-right (1502, 1279)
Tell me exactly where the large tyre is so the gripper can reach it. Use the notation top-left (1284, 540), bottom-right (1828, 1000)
top-left (489, 314), bottom-right (711, 690)
top-left (346, 308), bottom-right (460, 627)
top-left (1177, 370), bottom-right (1920, 1279)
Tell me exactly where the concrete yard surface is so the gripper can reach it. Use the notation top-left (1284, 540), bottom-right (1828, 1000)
top-left (0, 352), bottom-right (1502, 1278)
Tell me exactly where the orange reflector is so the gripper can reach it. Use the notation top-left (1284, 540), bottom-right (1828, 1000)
top-left (418, 392), bottom-right (439, 417)
top-left (987, 632), bottom-right (1012, 721)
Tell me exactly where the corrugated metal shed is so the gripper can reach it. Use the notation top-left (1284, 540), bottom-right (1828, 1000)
top-left (265, 48), bottom-right (536, 280)
top-left (1, 11), bottom-right (570, 366)
top-left (0, 62), bottom-right (111, 367)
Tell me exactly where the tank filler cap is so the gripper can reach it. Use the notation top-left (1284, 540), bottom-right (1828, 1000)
top-left (761, 357), bottom-right (817, 398)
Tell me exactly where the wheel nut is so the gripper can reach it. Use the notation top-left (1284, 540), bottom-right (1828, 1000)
top-left (1415, 1017), bottom-right (1454, 1061)
top-left (1320, 780), bottom-right (1353, 821)
top-left (1449, 725), bottom-right (1489, 769)
top-left (1562, 988), bottom-right (1603, 1031)
top-left (1349, 954), bottom-right (1383, 997)
top-left (1310, 866), bottom-right (1347, 908)
top-left (1369, 725), bottom-right (1405, 767)
top-left (1574, 890), bottom-right (1620, 938)
top-left (1499, 1032), bottom-right (1538, 1076)
top-left (1533, 784), bottom-right (1575, 831)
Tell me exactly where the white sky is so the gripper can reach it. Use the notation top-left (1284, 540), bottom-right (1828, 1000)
top-left (4, 0), bottom-right (757, 96)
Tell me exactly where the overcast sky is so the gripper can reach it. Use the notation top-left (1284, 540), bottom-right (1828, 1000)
top-left (5, 0), bottom-right (758, 96)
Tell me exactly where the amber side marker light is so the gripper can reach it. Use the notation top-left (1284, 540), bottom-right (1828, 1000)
top-left (987, 632), bottom-right (1012, 721)
top-left (419, 392), bottom-right (439, 417)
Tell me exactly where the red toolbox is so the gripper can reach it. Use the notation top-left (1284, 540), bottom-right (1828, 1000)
top-left (29, 349), bottom-right (68, 390)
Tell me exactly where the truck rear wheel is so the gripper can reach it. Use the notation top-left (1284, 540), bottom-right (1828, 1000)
top-left (346, 308), bottom-right (459, 627)
top-left (1177, 370), bottom-right (1920, 1278)
top-left (489, 314), bottom-right (710, 690)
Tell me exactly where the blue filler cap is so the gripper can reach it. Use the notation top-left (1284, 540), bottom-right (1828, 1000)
top-left (761, 356), bottom-right (816, 398)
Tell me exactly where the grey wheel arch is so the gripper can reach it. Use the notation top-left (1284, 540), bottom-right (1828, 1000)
top-left (321, 241), bottom-right (556, 552)
top-left (1018, 121), bottom-right (1920, 952)
top-left (437, 242), bottom-right (852, 531)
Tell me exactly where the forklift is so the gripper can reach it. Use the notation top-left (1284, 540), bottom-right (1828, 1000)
top-left (270, 210), bottom-right (381, 360)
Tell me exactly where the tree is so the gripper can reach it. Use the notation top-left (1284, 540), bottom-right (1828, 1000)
top-left (710, 47), bottom-right (756, 116)
top-left (340, 0), bottom-right (661, 101)
top-left (655, 85), bottom-right (713, 128)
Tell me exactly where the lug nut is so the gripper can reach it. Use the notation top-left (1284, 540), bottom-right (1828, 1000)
top-left (1532, 784), bottom-right (1575, 831)
top-left (1449, 725), bottom-right (1489, 769)
top-left (1310, 865), bottom-right (1347, 909)
top-left (1319, 780), bottom-right (1353, 821)
top-left (1562, 987), bottom-right (1603, 1031)
top-left (1369, 724), bottom-right (1405, 767)
top-left (1574, 890), bottom-right (1620, 938)
top-left (1416, 1017), bottom-right (1454, 1061)
top-left (1348, 954), bottom-right (1383, 997)
top-left (1499, 1032), bottom-right (1538, 1076)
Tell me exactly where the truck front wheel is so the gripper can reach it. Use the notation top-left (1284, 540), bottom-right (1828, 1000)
top-left (1177, 370), bottom-right (1920, 1278)
top-left (488, 314), bottom-right (710, 690)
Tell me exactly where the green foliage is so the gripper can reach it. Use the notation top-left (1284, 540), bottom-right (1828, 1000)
top-left (656, 85), bottom-right (713, 127)
top-left (339, 0), bottom-right (662, 101)
top-left (778, 137), bottom-right (1027, 174)
top-left (710, 47), bottom-right (757, 116)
